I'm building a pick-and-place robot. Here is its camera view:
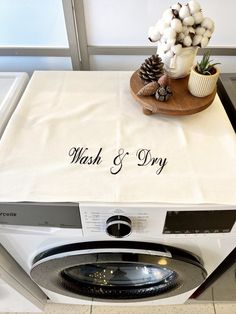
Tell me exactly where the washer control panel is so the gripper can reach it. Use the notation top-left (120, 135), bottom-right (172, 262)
top-left (0, 202), bottom-right (235, 236)
top-left (80, 204), bottom-right (236, 237)
top-left (80, 204), bottom-right (166, 237)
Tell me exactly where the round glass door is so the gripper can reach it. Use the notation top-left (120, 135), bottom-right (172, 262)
top-left (31, 241), bottom-right (207, 301)
top-left (62, 263), bottom-right (175, 287)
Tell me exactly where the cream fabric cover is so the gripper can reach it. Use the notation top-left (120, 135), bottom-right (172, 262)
top-left (0, 71), bottom-right (235, 204)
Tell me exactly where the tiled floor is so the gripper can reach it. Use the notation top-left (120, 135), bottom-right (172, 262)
top-left (3, 303), bottom-right (236, 314)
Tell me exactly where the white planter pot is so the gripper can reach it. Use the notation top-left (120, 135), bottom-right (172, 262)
top-left (158, 47), bottom-right (198, 79)
top-left (188, 66), bottom-right (220, 97)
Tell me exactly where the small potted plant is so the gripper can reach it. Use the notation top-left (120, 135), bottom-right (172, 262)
top-left (188, 51), bottom-right (220, 97)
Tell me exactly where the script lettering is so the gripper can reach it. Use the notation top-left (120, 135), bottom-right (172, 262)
top-left (110, 148), bottom-right (129, 175)
top-left (136, 148), bottom-right (167, 175)
top-left (69, 147), bottom-right (102, 165)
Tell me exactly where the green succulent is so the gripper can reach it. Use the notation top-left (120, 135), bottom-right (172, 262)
top-left (196, 51), bottom-right (220, 75)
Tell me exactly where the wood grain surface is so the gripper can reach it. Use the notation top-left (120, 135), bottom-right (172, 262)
top-left (130, 70), bottom-right (216, 115)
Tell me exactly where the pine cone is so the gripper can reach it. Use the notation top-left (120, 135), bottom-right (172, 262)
top-left (139, 55), bottom-right (164, 83)
top-left (137, 81), bottom-right (159, 96)
top-left (155, 85), bottom-right (173, 102)
top-left (158, 74), bottom-right (169, 87)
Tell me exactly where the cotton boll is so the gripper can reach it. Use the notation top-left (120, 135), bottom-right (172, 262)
top-left (182, 26), bottom-right (189, 35)
top-left (171, 18), bottom-right (183, 33)
top-left (177, 32), bottom-right (185, 42)
top-left (179, 5), bottom-right (190, 20)
top-left (163, 9), bottom-right (173, 24)
top-left (183, 16), bottom-right (195, 26)
top-left (167, 38), bottom-right (176, 47)
top-left (157, 42), bottom-right (166, 54)
top-left (183, 35), bottom-right (192, 47)
top-left (166, 40), bottom-right (176, 50)
top-left (171, 3), bottom-right (182, 11)
top-left (162, 43), bottom-right (168, 52)
top-left (156, 41), bottom-right (161, 51)
top-left (204, 29), bottom-right (212, 38)
top-left (163, 8), bottom-right (172, 19)
top-left (159, 19), bottom-right (170, 35)
top-left (193, 11), bottom-right (203, 24)
top-left (167, 42), bottom-right (174, 50)
top-left (148, 26), bottom-right (161, 42)
top-left (202, 17), bottom-right (214, 30)
top-left (171, 44), bottom-right (182, 55)
top-left (166, 50), bottom-right (175, 58)
top-left (188, 27), bottom-right (196, 35)
top-left (153, 24), bottom-right (162, 38)
top-left (192, 34), bottom-right (202, 46)
top-left (149, 28), bottom-right (161, 42)
top-left (160, 36), bottom-right (166, 44)
top-left (201, 36), bottom-right (209, 48)
top-left (196, 26), bottom-right (205, 35)
top-left (162, 42), bottom-right (172, 52)
top-left (188, 0), bottom-right (201, 14)
top-left (159, 51), bottom-right (170, 64)
top-left (159, 41), bottom-right (168, 52)
top-left (163, 27), bottom-right (177, 40)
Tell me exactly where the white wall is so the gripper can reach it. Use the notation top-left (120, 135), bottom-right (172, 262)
top-left (84, 0), bottom-right (236, 47)
top-left (84, 0), bottom-right (236, 72)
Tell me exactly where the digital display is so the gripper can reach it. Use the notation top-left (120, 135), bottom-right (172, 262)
top-left (163, 210), bottom-right (236, 234)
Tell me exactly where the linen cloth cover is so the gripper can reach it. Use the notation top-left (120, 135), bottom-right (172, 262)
top-left (0, 71), bottom-right (235, 205)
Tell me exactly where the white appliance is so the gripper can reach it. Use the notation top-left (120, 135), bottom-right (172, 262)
top-left (0, 72), bottom-right (47, 312)
top-left (0, 243), bottom-right (46, 312)
top-left (0, 71), bottom-right (235, 305)
top-left (0, 202), bottom-right (235, 306)
top-left (0, 72), bottom-right (29, 138)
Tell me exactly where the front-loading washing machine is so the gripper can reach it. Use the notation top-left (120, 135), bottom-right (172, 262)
top-left (0, 71), bottom-right (236, 305)
top-left (0, 202), bottom-right (235, 305)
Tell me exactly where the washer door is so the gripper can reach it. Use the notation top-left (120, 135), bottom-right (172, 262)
top-left (31, 241), bottom-right (207, 301)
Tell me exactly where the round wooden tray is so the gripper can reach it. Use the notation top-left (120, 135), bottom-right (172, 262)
top-left (130, 71), bottom-right (216, 116)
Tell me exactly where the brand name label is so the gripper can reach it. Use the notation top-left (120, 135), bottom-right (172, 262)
top-left (0, 212), bottom-right (17, 217)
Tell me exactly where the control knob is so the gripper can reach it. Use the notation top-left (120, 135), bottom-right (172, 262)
top-left (106, 215), bottom-right (132, 238)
